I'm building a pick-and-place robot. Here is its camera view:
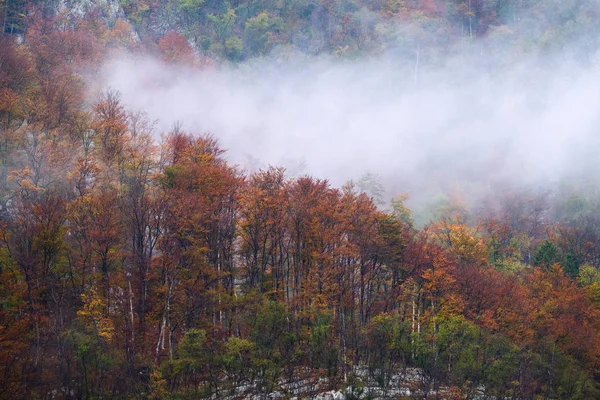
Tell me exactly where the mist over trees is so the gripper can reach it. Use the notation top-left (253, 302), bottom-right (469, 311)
top-left (2, 0), bottom-right (600, 399)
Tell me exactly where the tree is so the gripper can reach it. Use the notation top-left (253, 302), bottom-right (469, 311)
top-left (238, 167), bottom-right (287, 294)
top-left (391, 193), bottom-right (414, 228)
top-left (158, 31), bottom-right (196, 64)
top-left (533, 240), bottom-right (560, 270)
top-left (92, 90), bottom-right (128, 167)
top-left (244, 12), bottom-right (283, 57)
top-left (356, 172), bottom-right (385, 206)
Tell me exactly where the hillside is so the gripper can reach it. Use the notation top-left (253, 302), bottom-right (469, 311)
top-left (2, 1), bottom-right (600, 399)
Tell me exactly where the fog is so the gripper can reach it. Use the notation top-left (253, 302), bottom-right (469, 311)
top-left (98, 42), bottom-right (600, 208)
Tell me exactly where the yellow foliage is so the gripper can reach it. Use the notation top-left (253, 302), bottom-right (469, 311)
top-left (77, 289), bottom-right (114, 342)
top-left (433, 219), bottom-right (488, 266)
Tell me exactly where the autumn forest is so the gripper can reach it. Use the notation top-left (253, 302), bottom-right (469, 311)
top-left (2, 0), bottom-right (600, 399)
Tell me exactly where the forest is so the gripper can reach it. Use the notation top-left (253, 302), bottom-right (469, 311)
top-left (2, 0), bottom-right (600, 399)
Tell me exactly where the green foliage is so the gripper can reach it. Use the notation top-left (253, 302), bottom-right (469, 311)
top-left (481, 335), bottom-right (520, 396)
top-left (70, 330), bottom-right (115, 398)
top-left (564, 252), bottom-right (581, 278)
top-left (251, 300), bottom-right (288, 355)
top-left (223, 336), bottom-right (256, 380)
top-left (391, 193), bottom-right (414, 227)
top-left (179, 0), bottom-right (205, 13)
top-left (208, 8), bottom-right (237, 42)
top-left (436, 315), bottom-right (481, 384)
top-left (307, 311), bottom-right (339, 377)
top-left (533, 240), bottom-right (561, 270)
top-left (578, 264), bottom-right (600, 286)
top-left (365, 313), bottom-right (411, 387)
top-left (494, 258), bottom-right (527, 274)
top-left (224, 36), bottom-right (243, 61)
top-left (244, 12), bottom-right (283, 57)
top-left (419, 193), bottom-right (468, 226)
top-left (249, 300), bottom-right (290, 389)
top-left (119, 0), bottom-right (152, 26)
top-left (179, 328), bottom-right (207, 361)
top-left (554, 192), bottom-right (590, 221)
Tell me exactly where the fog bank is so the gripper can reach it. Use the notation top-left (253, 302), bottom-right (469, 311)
top-left (99, 49), bottom-right (600, 204)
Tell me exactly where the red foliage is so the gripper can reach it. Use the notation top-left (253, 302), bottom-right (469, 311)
top-left (158, 31), bottom-right (196, 65)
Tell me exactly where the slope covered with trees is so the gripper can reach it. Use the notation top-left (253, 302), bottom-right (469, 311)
top-left (2, 1), bottom-right (600, 399)
top-left (3, 0), bottom-right (600, 62)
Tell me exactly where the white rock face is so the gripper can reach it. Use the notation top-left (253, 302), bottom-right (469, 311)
top-left (312, 391), bottom-right (345, 400)
top-left (59, 0), bottom-right (122, 19)
top-left (202, 367), bottom-right (432, 399)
